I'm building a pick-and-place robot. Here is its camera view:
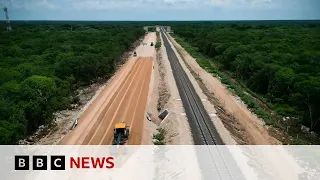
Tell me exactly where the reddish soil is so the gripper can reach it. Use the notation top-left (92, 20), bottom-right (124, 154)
top-left (59, 34), bottom-right (156, 145)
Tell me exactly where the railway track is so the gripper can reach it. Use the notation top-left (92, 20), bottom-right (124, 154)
top-left (161, 30), bottom-right (245, 180)
top-left (161, 30), bottom-right (223, 145)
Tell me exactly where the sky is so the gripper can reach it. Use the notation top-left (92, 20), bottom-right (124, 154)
top-left (0, 0), bottom-right (319, 20)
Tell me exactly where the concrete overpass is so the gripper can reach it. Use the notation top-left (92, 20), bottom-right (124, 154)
top-left (143, 26), bottom-right (171, 32)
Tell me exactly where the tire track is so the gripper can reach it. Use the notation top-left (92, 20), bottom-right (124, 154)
top-left (127, 58), bottom-right (153, 145)
top-left (86, 59), bottom-right (144, 144)
top-left (59, 58), bottom-right (139, 145)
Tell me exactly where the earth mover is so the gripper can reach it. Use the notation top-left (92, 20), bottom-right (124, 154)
top-left (113, 122), bottom-right (130, 145)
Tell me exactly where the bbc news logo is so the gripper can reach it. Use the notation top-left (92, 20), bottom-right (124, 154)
top-left (15, 156), bottom-right (65, 170)
top-left (15, 156), bottom-right (114, 170)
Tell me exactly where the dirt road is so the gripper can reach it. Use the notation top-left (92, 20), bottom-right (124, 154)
top-left (59, 33), bottom-right (156, 145)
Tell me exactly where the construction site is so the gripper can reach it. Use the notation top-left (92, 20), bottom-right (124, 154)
top-left (2, 7), bottom-right (311, 147)
top-left (59, 33), bottom-right (155, 145)
top-left (2, 2), bottom-right (320, 178)
top-left (24, 25), bottom-right (279, 147)
top-left (10, 25), bottom-right (295, 179)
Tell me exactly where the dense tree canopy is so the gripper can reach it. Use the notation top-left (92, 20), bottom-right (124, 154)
top-left (0, 22), bottom-right (144, 144)
top-left (172, 21), bottom-right (320, 134)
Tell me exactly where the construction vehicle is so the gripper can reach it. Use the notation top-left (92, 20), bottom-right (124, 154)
top-left (133, 51), bottom-right (137, 57)
top-left (113, 122), bottom-right (130, 145)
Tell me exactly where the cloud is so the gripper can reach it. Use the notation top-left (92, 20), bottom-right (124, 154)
top-left (37, 0), bottom-right (59, 9)
top-left (0, 0), bottom-right (59, 10)
top-left (246, 0), bottom-right (273, 6)
top-left (72, 0), bottom-right (225, 10)
top-left (73, 0), bottom-right (139, 10)
top-left (68, 0), bottom-right (275, 10)
top-left (2, 0), bottom-right (319, 20)
top-left (69, 0), bottom-right (210, 10)
top-left (1, 0), bottom-right (275, 11)
top-left (210, 0), bottom-right (274, 9)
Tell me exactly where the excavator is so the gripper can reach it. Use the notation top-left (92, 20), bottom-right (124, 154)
top-left (113, 122), bottom-right (130, 145)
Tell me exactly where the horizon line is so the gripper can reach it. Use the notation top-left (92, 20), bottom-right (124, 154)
top-left (4, 19), bottom-right (320, 22)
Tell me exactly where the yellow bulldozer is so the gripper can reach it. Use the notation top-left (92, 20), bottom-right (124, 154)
top-left (113, 122), bottom-right (130, 145)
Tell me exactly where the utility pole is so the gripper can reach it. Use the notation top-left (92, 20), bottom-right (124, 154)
top-left (3, 7), bottom-right (12, 31)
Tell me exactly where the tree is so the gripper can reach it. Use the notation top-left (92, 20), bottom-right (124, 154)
top-left (20, 75), bottom-right (58, 131)
top-left (270, 67), bottom-right (295, 101)
top-left (293, 77), bottom-right (320, 131)
top-left (172, 21), bottom-right (320, 137)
